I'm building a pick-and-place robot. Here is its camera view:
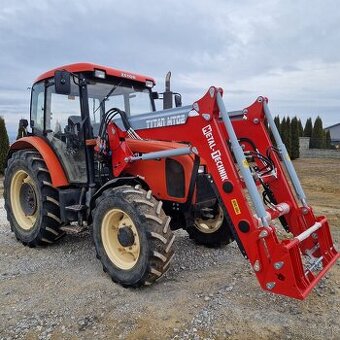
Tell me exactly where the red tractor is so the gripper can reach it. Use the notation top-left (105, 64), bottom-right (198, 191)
top-left (4, 63), bottom-right (338, 298)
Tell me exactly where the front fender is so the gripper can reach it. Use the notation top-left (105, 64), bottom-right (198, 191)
top-left (90, 176), bottom-right (141, 210)
top-left (8, 136), bottom-right (69, 187)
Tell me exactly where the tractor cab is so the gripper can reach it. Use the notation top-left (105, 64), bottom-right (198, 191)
top-left (28, 63), bottom-right (182, 184)
top-left (29, 63), bottom-right (158, 183)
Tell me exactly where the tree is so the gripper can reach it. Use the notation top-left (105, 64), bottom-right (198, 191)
top-left (269, 115), bottom-right (280, 145)
top-left (0, 116), bottom-right (10, 174)
top-left (304, 118), bottom-right (313, 138)
top-left (325, 129), bottom-right (332, 149)
top-left (274, 115), bottom-right (281, 134)
top-left (286, 116), bottom-right (292, 155)
top-left (281, 116), bottom-right (292, 156)
top-left (281, 116), bottom-right (286, 144)
top-left (298, 119), bottom-right (304, 137)
top-left (290, 117), bottom-right (300, 159)
top-left (310, 116), bottom-right (325, 149)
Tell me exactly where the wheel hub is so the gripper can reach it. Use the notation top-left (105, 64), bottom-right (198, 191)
top-left (101, 209), bottom-right (141, 270)
top-left (118, 226), bottom-right (135, 247)
top-left (19, 182), bottom-right (37, 216)
top-left (195, 205), bottom-right (224, 233)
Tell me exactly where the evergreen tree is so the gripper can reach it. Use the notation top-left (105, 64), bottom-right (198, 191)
top-left (290, 117), bottom-right (300, 159)
top-left (298, 119), bottom-right (304, 137)
top-left (281, 117), bottom-right (292, 156)
top-left (269, 115), bottom-right (281, 145)
top-left (325, 129), bottom-right (332, 149)
top-left (310, 116), bottom-right (325, 149)
top-left (274, 115), bottom-right (281, 134)
top-left (304, 118), bottom-right (313, 137)
top-left (281, 116), bottom-right (287, 145)
top-left (286, 116), bottom-right (292, 155)
top-left (0, 116), bottom-right (10, 174)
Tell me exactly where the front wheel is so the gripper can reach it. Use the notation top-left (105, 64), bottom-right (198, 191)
top-left (187, 205), bottom-right (234, 248)
top-left (92, 185), bottom-right (175, 287)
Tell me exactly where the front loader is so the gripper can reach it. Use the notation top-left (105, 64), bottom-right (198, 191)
top-left (3, 63), bottom-right (338, 299)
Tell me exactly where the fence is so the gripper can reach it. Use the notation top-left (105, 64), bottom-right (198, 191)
top-left (299, 137), bottom-right (340, 159)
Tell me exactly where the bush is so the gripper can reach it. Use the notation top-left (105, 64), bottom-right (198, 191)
top-left (0, 116), bottom-right (10, 174)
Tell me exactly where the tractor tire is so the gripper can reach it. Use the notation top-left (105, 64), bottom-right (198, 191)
top-left (92, 184), bottom-right (175, 287)
top-left (187, 205), bottom-right (234, 248)
top-left (3, 150), bottom-right (64, 246)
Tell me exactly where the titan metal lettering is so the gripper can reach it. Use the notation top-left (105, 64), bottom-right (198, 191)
top-left (146, 114), bottom-right (186, 128)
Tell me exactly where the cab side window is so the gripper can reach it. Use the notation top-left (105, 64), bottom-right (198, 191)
top-left (30, 82), bottom-right (45, 131)
top-left (48, 93), bottom-right (81, 133)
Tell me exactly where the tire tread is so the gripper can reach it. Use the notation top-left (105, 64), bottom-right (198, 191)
top-left (3, 150), bottom-right (65, 246)
top-left (92, 184), bottom-right (175, 287)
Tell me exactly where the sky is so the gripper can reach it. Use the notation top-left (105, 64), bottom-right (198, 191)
top-left (1, 0), bottom-right (339, 139)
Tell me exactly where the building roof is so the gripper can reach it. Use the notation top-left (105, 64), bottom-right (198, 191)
top-left (325, 122), bottom-right (340, 130)
top-left (34, 62), bottom-right (156, 85)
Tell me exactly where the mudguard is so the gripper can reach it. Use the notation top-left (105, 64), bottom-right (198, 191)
top-left (8, 136), bottom-right (69, 187)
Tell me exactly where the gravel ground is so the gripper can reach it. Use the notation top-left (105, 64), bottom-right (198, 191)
top-left (0, 159), bottom-right (339, 339)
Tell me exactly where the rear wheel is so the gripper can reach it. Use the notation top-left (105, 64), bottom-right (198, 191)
top-left (4, 150), bottom-right (64, 246)
top-left (92, 185), bottom-right (175, 287)
top-left (187, 205), bottom-right (233, 247)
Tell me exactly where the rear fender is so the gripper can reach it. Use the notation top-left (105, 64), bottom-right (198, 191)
top-left (8, 137), bottom-right (69, 187)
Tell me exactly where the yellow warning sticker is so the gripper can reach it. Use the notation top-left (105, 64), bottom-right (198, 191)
top-left (231, 199), bottom-right (241, 215)
top-left (242, 159), bottom-right (249, 168)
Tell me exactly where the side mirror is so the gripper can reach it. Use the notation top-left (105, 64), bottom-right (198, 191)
top-left (151, 91), bottom-right (159, 99)
top-left (174, 93), bottom-right (182, 108)
top-left (17, 119), bottom-right (29, 140)
top-left (54, 70), bottom-right (71, 95)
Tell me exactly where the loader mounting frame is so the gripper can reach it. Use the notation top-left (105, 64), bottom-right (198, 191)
top-left (122, 86), bottom-right (339, 299)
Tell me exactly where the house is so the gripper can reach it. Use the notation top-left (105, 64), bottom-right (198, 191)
top-left (325, 122), bottom-right (340, 147)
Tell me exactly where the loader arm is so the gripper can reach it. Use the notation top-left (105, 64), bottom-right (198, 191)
top-left (122, 86), bottom-right (338, 299)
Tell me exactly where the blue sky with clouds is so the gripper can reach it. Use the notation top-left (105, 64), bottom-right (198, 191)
top-left (1, 0), bottom-right (339, 139)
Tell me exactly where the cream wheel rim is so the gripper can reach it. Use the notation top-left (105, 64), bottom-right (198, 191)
top-left (101, 208), bottom-right (140, 270)
top-left (195, 206), bottom-right (224, 234)
top-left (10, 170), bottom-right (38, 230)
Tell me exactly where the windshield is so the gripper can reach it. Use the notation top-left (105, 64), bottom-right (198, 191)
top-left (86, 80), bottom-right (154, 125)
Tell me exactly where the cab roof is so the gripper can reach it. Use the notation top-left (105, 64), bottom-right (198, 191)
top-left (34, 62), bottom-right (156, 85)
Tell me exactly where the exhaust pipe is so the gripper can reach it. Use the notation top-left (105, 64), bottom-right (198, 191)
top-left (163, 71), bottom-right (173, 110)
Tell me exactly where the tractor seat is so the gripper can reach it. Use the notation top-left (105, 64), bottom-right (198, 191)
top-left (68, 116), bottom-right (82, 126)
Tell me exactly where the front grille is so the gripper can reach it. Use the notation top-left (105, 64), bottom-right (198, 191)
top-left (166, 158), bottom-right (185, 198)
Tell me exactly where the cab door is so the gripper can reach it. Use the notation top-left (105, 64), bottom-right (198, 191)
top-left (31, 79), bottom-right (88, 184)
